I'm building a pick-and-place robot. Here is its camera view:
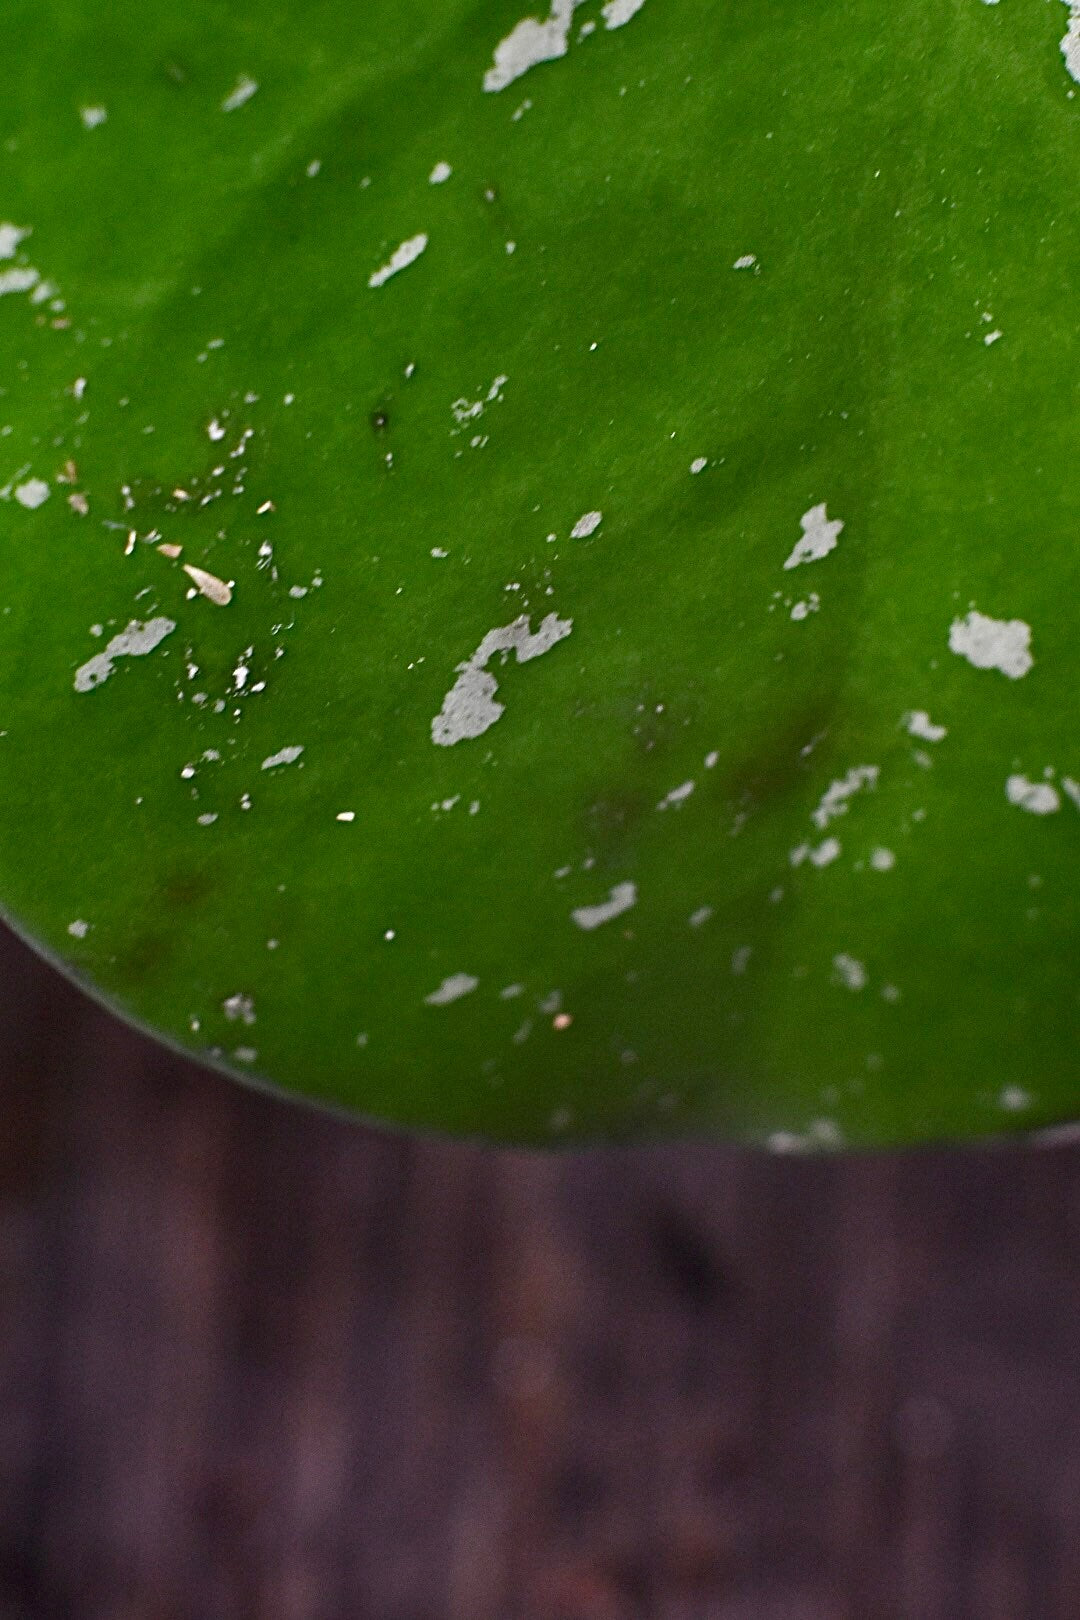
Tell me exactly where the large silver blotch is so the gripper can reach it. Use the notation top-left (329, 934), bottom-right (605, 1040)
top-left (74, 617), bottom-right (176, 693)
top-left (432, 613), bottom-right (573, 746)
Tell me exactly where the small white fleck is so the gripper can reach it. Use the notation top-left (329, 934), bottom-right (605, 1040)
top-left (206, 417), bottom-right (226, 442)
top-left (790, 593), bottom-right (820, 622)
top-left (67, 919), bottom-right (89, 939)
top-left (783, 503), bottom-right (844, 570)
top-left (601, 0), bottom-right (648, 26)
top-left (79, 105), bottom-right (108, 129)
top-left (790, 837), bottom-right (842, 868)
top-left (1006, 774), bottom-right (1060, 815)
top-left (14, 478), bottom-right (49, 510)
top-left (0, 268), bottom-right (40, 297)
top-left (688, 905), bottom-right (713, 928)
top-left (870, 847), bottom-right (896, 871)
top-left (429, 160), bottom-right (453, 184)
top-left (306, 158), bottom-right (321, 177)
top-left (949, 610), bottom-right (1033, 678)
top-left (233, 1046), bottom-right (258, 1064)
top-left (425, 972), bottom-right (479, 1006)
top-left (222, 75), bottom-right (259, 112)
top-left (572, 880), bottom-right (637, 931)
top-left (368, 232), bottom-right (428, 289)
top-left (571, 510), bottom-right (602, 539)
top-left (832, 953), bottom-right (867, 992)
top-left (983, 329), bottom-right (1003, 346)
top-left (704, 750), bottom-right (719, 769)
top-left (336, 810), bottom-right (355, 822)
top-left (1000, 1085), bottom-right (1032, 1112)
top-left (0, 223), bottom-right (30, 260)
top-left (261, 745), bottom-right (304, 770)
top-left (904, 709), bottom-right (947, 742)
top-left (812, 766), bottom-right (879, 830)
top-left (733, 253), bottom-right (758, 270)
top-left (484, 2), bottom-right (581, 93)
top-left (657, 779), bottom-right (695, 810)
top-left (223, 992), bottom-right (256, 1024)
top-left (197, 813), bottom-right (218, 826)
top-left (731, 946), bottom-right (752, 974)
top-left (690, 457), bottom-right (708, 475)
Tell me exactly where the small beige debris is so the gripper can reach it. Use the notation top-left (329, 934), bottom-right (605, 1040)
top-left (183, 563), bottom-right (233, 606)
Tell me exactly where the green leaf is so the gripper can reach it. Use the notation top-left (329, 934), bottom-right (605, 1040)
top-left (1, 0), bottom-right (1078, 1145)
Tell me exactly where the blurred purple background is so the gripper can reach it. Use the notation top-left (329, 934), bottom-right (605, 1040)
top-left (1, 919), bottom-right (1079, 1618)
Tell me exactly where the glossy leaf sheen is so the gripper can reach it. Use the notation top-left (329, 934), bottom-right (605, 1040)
top-left (1, 0), bottom-right (1077, 1144)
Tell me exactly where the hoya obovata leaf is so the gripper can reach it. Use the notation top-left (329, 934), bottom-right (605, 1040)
top-left (1, 0), bottom-right (1078, 1145)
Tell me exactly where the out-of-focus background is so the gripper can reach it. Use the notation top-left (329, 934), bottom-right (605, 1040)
top-left (1, 921), bottom-right (1079, 1620)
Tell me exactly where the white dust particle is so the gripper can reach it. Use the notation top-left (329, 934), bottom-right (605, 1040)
top-left (1062, 777), bottom-right (1080, 810)
top-left (233, 1047), bottom-right (258, 1064)
top-left (1000, 1085), bottom-right (1033, 1112)
top-left (870, 847), bottom-right (896, 871)
top-left (79, 105), bottom-right (107, 129)
top-left (0, 268), bottom-right (40, 296)
top-left (336, 811), bottom-right (356, 822)
top-left (222, 75), bottom-right (259, 112)
top-left (183, 564), bottom-right (233, 606)
top-left (790, 593), bottom-right (820, 621)
top-left (949, 610), bottom-right (1033, 679)
top-left (904, 709), bottom-right (947, 742)
top-left (601, 0), bottom-right (649, 26)
top-left (223, 993), bottom-right (256, 1024)
top-left (425, 972), bottom-right (479, 1006)
top-left (368, 232), bottom-right (428, 288)
top-left (1062, 2), bottom-right (1080, 83)
top-left (571, 510), bottom-right (602, 538)
top-left (451, 373), bottom-right (508, 427)
top-left (690, 457), bottom-right (707, 474)
top-left (432, 612), bottom-right (573, 746)
top-left (484, 0), bottom-right (583, 92)
top-left (197, 813), bottom-right (218, 826)
top-left (572, 881), bottom-right (637, 931)
top-left (0, 223), bottom-right (30, 260)
top-left (733, 254), bottom-right (758, 270)
top-left (14, 478), bottom-right (49, 509)
top-left (689, 906), bottom-right (713, 928)
top-left (983, 329), bottom-right (1002, 346)
top-left (67, 919), bottom-right (89, 939)
top-left (429, 160), bottom-right (453, 184)
top-left (790, 837), bottom-right (842, 868)
top-left (783, 503), bottom-right (844, 570)
top-left (1006, 774), bottom-right (1060, 815)
top-left (74, 616), bottom-right (176, 693)
top-left (832, 953), bottom-right (867, 991)
top-left (261, 745), bottom-right (304, 770)
top-left (812, 765), bottom-right (879, 830)
top-left (206, 417), bottom-right (226, 441)
top-left (657, 780), bottom-right (695, 810)
top-left (731, 946), bottom-right (752, 974)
